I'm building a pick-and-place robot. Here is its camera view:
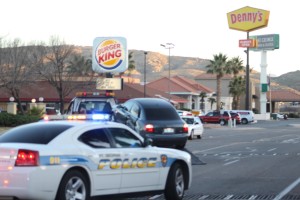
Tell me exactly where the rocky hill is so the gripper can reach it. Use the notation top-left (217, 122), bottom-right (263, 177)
top-left (78, 46), bottom-right (299, 92)
top-left (272, 71), bottom-right (300, 92)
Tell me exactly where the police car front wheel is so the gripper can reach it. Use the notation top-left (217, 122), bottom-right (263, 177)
top-left (164, 163), bottom-right (185, 200)
top-left (56, 170), bottom-right (90, 200)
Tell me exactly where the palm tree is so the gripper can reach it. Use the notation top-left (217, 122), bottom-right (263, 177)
top-left (228, 56), bottom-right (244, 77)
top-left (206, 53), bottom-right (231, 111)
top-left (208, 97), bottom-right (216, 110)
top-left (227, 56), bottom-right (245, 109)
top-left (127, 51), bottom-right (135, 83)
top-left (199, 91), bottom-right (207, 111)
top-left (229, 76), bottom-right (246, 109)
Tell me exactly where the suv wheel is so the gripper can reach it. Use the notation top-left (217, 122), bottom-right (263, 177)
top-left (220, 119), bottom-right (226, 126)
top-left (241, 118), bottom-right (248, 124)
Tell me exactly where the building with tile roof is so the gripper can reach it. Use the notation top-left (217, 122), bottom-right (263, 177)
top-left (194, 73), bottom-right (257, 111)
top-left (147, 75), bottom-right (214, 112)
top-left (0, 80), bottom-right (187, 113)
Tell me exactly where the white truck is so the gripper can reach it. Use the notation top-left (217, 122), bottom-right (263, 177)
top-left (43, 92), bottom-right (117, 121)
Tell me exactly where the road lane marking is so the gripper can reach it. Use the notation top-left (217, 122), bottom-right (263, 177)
top-left (198, 195), bottom-right (209, 199)
top-left (274, 176), bottom-right (300, 200)
top-left (149, 194), bottom-right (162, 199)
top-left (224, 194), bottom-right (234, 199)
top-left (224, 160), bottom-right (239, 166)
top-left (248, 195), bottom-right (257, 199)
top-left (268, 148), bottom-right (277, 152)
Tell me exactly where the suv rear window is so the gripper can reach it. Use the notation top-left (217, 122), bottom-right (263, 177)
top-left (0, 124), bottom-right (73, 144)
top-left (144, 107), bottom-right (180, 120)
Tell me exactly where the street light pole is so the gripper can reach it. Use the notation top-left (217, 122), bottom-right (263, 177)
top-left (144, 51), bottom-right (147, 97)
top-left (160, 43), bottom-right (175, 101)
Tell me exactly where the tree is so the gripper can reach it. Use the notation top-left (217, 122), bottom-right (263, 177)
top-left (0, 38), bottom-right (37, 114)
top-left (206, 53), bottom-right (231, 111)
top-left (68, 55), bottom-right (93, 76)
top-left (35, 36), bottom-right (84, 113)
top-left (229, 76), bottom-right (246, 110)
top-left (127, 51), bottom-right (135, 83)
top-left (227, 56), bottom-right (245, 109)
top-left (199, 91), bottom-right (207, 111)
top-left (227, 56), bottom-right (244, 78)
top-left (208, 97), bottom-right (216, 110)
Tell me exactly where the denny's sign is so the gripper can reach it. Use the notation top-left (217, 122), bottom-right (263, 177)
top-left (227, 6), bottom-right (270, 32)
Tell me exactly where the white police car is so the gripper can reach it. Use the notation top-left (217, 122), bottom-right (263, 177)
top-left (0, 121), bottom-right (192, 200)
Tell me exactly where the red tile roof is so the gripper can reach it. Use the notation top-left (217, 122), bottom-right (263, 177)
top-left (0, 81), bottom-right (187, 104)
top-left (267, 90), bottom-right (300, 102)
top-left (147, 76), bottom-right (213, 94)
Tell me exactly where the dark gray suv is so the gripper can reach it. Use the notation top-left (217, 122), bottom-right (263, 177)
top-left (112, 98), bottom-right (188, 149)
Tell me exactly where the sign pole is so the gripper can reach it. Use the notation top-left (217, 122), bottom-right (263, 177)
top-left (245, 31), bottom-right (250, 110)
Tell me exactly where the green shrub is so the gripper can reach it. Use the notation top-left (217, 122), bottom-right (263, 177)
top-left (29, 107), bottom-right (45, 118)
top-left (0, 113), bottom-right (40, 127)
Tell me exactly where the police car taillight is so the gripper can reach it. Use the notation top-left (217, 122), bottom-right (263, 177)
top-left (183, 123), bottom-right (189, 133)
top-left (145, 124), bottom-right (154, 133)
top-left (15, 149), bottom-right (39, 166)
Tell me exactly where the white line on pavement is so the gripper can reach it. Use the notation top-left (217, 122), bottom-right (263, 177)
top-left (274, 177), bottom-right (300, 200)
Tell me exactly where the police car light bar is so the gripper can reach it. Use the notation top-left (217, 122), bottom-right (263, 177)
top-left (75, 91), bottom-right (114, 97)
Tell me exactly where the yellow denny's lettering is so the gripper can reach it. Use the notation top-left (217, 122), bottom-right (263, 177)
top-left (98, 157), bottom-right (157, 169)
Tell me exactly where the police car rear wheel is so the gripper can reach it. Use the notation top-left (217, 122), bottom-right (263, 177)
top-left (164, 163), bottom-right (185, 200)
top-left (56, 170), bottom-right (90, 200)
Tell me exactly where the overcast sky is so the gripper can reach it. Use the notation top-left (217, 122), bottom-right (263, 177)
top-left (1, 0), bottom-right (297, 76)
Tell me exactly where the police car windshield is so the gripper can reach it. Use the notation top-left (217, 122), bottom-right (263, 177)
top-left (81, 101), bottom-right (112, 114)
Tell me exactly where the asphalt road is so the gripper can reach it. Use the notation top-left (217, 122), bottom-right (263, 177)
top-left (183, 119), bottom-right (300, 200)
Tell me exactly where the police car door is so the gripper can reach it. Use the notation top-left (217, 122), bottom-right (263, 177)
top-left (108, 127), bottom-right (160, 192)
top-left (77, 128), bottom-right (122, 195)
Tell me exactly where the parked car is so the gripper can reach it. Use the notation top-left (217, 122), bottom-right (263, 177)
top-left (0, 121), bottom-right (192, 200)
top-left (177, 110), bottom-right (193, 116)
top-left (229, 110), bottom-right (255, 124)
top-left (181, 115), bottom-right (204, 140)
top-left (199, 110), bottom-right (241, 125)
top-left (112, 98), bottom-right (189, 149)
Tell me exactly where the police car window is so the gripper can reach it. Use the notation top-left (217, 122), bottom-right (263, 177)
top-left (78, 129), bottom-right (111, 148)
top-left (108, 128), bottom-right (142, 148)
top-left (0, 124), bottom-right (72, 144)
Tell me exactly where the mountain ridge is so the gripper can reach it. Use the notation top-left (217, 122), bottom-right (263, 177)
top-left (78, 46), bottom-right (300, 92)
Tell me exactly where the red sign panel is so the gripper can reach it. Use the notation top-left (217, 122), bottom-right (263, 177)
top-left (239, 39), bottom-right (256, 48)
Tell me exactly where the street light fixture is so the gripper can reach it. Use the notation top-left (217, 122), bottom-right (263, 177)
top-left (160, 43), bottom-right (175, 101)
top-left (144, 51), bottom-right (147, 97)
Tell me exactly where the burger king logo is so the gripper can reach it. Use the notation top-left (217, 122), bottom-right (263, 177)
top-left (92, 37), bottom-right (127, 73)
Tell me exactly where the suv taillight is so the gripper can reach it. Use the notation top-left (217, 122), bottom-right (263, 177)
top-left (145, 124), bottom-right (154, 133)
top-left (15, 149), bottom-right (39, 166)
top-left (183, 124), bottom-right (189, 133)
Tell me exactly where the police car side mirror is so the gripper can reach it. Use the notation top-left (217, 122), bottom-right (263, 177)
top-left (143, 137), bottom-right (153, 147)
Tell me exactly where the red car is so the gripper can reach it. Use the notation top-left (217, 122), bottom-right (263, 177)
top-left (199, 110), bottom-right (241, 125)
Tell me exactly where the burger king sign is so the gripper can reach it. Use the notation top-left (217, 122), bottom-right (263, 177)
top-left (92, 37), bottom-right (127, 73)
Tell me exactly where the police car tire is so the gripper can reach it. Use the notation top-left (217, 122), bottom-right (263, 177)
top-left (164, 163), bottom-right (185, 200)
top-left (56, 170), bottom-right (90, 200)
